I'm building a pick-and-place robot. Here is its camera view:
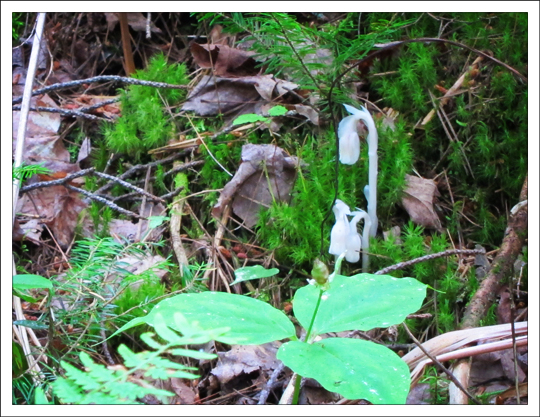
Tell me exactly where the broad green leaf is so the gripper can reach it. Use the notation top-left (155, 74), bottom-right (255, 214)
top-left (294, 274), bottom-right (427, 336)
top-left (112, 292), bottom-right (295, 345)
top-left (230, 265), bottom-right (279, 286)
top-left (232, 113), bottom-right (268, 125)
top-left (277, 338), bottom-right (410, 404)
top-left (13, 274), bottom-right (53, 291)
top-left (268, 105), bottom-right (288, 117)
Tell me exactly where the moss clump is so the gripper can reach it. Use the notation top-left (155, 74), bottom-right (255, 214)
top-left (103, 53), bottom-right (189, 157)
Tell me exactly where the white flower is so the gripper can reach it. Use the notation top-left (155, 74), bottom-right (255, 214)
top-left (338, 114), bottom-right (361, 165)
top-left (345, 213), bottom-right (362, 263)
top-left (329, 199), bottom-right (351, 256)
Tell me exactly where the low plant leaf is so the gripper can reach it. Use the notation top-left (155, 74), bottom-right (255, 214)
top-left (112, 292), bottom-right (295, 345)
top-left (293, 274), bottom-right (427, 336)
top-left (232, 113), bottom-right (268, 125)
top-left (268, 105), bottom-right (288, 117)
top-left (13, 274), bottom-right (53, 291)
top-left (230, 265), bottom-right (279, 286)
top-left (277, 338), bottom-right (410, 404)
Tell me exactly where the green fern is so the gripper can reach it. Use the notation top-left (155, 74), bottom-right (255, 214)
top-left (52, 313), bottom-right (225, 404)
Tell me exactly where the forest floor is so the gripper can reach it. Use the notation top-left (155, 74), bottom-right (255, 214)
top-left (11, 11), bottom-right (530, 406)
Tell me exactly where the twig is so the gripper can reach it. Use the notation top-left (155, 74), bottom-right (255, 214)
top-left (402, 322), bottom-right (480, 404)
top-left (12, 105), bottom-right (108, 121)
top-left (93, 170), bottom-right (165, 203)
top-left (136, 167), bottom-right (152, 242)
top-left (461, 175), bottom-right (528, 329)
top-left (118, 13), bottom-right (136, 76)
top-left (258, 362), bottom-right (285, 405)
top-left (64, 184), bottom-right (142, 219)
top-left (13, 13), bottom-right (47, 226)
top-left (20, 168), bottom-right (96, 193)
top-left (12, 75), bottom-right (188, 105)
top-left (374, 249), bottom-right (485, 275)
top-left (95, 152), bottom-right (192, 195)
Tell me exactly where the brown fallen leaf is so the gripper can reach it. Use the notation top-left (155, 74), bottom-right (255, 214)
top-left (190, 42), bottom-right (258, 78)
top-left (211, 342), bottom-right (281, 386)
top-left (401, 174), bottom-right (443, 231)
top-left (16, 186), bottom-right (87, 248)
top-left (213, 144), bottom-right (299, 227)
top-left (182, 74), bottom-right (298, 120)
top-left (13, 219), bottom-right (43, 245)
top-left (104, 12), bottom-right (162, 33)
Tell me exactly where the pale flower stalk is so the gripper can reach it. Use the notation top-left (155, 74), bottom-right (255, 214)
top-left (328, 199), bottom-right (351, 256)
top-left (338, 104), bottom-right (379, 237)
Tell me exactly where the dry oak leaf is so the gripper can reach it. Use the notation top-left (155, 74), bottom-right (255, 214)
top-left (401, 174), bottom-right (443, 231)
top-left (190, 42), bottom-right (258, 78)
top-left (212, 144), bottom-right (299, 227)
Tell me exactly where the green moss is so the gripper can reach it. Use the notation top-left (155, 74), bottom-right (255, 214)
top-left (104, 54), bottom-right (189, 157)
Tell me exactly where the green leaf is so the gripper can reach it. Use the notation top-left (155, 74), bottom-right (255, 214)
top-left (13, 274), bottom-right (53, 291)
top-left (268, 105), bottom-right (288, 117)
top-left (293, 274), bottom-right (427, 336)
top-left (230, 265), bottom-right (279, 286)
top-left (232, 113), bottom-right (269, 126)
top-left (112, 292), bottom-right (295, 345)
top-left (12, 341), bottom-right (28, 377)
top-left (13, 320), bottom-right (48, 330)
top-left (12, 287), bottom-right (39, 303)
top-left (33, 387), bottom-right (52, 405)
top-left (456, 119), bottom-right (468, 127)
top-left (148, 216), bottom-right (170, 229)
top-left (277, 338), bottom-right (410, 404)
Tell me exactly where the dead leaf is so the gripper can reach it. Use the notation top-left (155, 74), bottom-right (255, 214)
top-left (13, 219), bottom-right (43, 245)
top-left (406, 383), bottom-right (432, 405)
top-left (213, 144), bottom-right (299, 227)
top-left (12, 94), bottom-right (61, 143)
top-left (17, 186), bottom-right (87, 248)
top-left (77, 137), bottom-right (92, 165)
top-left (294, 104), bottom-right (319, 125)
top-left (401, 174), bottom-right (443, 231)
top-left (105, 253), bottom-right (169, 291)
top-left (190, 42), bottom-right (258, 78)
top-left (182, 74), bottom-right (299, 121)
top-left (211, 342), bottom-right (281, 386)
top-left (104, 12), bottom-right (162, 33)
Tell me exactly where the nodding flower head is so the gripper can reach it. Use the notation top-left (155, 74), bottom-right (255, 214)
top-left (345, 213), bottom-right (362, 263)
top-left (329, 199), bottom-right (351, 256)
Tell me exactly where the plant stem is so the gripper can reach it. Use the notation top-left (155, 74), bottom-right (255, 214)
top-left (291, 374), bottom-right (302, 405)
top-left (291, 288), bottom-right (323, 404)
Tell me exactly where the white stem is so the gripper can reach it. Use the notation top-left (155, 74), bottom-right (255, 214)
top-left (351, 210), bottom-right (372, 273)
top-left (366, 125), bottom-right (378, 237)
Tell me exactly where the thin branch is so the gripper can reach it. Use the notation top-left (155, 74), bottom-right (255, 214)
top-left (12, 105), bottom-right (109, 121)
top-left (20, 168), bottom-right (96, 193)
top-left (92, 170), bottom-right (165, 203)
top-left (12, 75), bottom-right (189, 105)
top-left (375, 248), bottom-right (485, 275)
top-left (95, 152), bottom-right (193, 195)
top-left (402, 322), bottom-right (480, 405)
top-left (64, 184), bottom-right (142, 219)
